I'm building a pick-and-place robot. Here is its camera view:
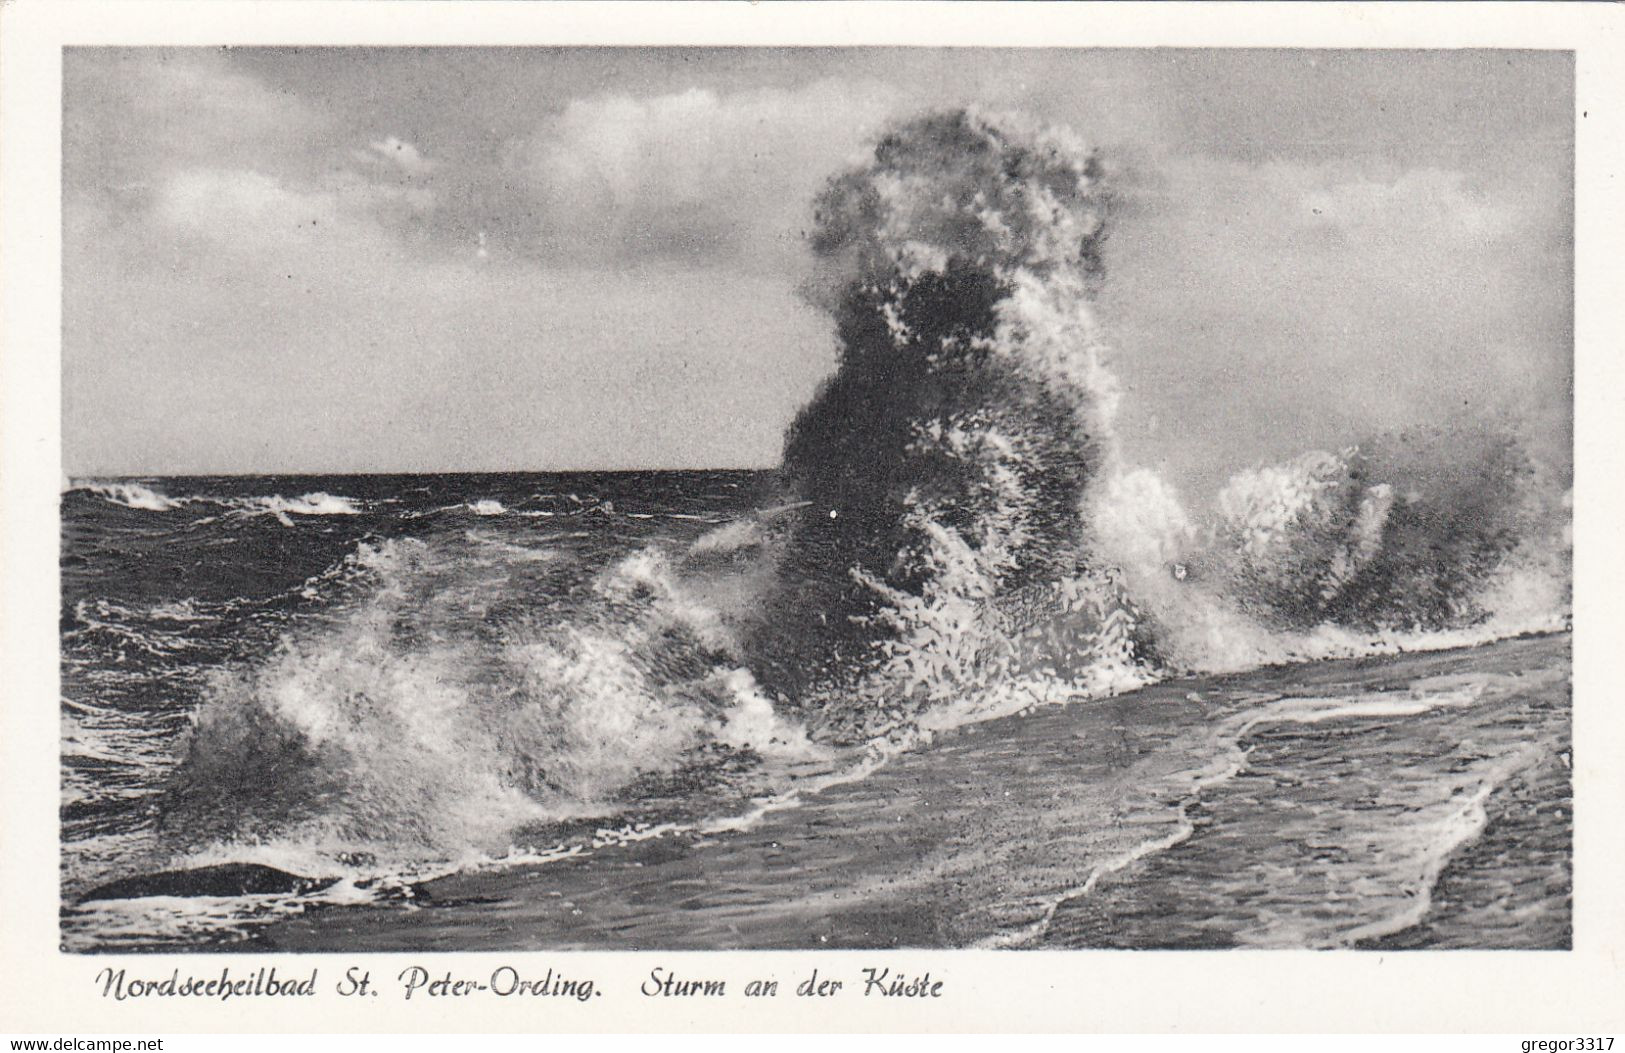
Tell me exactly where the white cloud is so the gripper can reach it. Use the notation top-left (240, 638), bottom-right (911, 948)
top-left (151, 167), bottom-right (434, 254)
top-left (1101, 152), bottom-right (1571, 497)
top-left (158, 169), bottom-right (337, 230)
top-left (364, 137), bottom-right (440, 176)
top-left (1296, 167), bottom-right (1529, 243)
top-left (518, 80), bottom-right (901, 262)
top-left (61, 50), bottom-right (1571, 478)
top-left (67, 50), bottom-right (328, 188)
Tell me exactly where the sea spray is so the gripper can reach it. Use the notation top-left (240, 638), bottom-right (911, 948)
top-left (751, 108), bottom-right (1572, 734)
top-left (750, 108), bottom-right (1140, 734)
top-left (129, 107), bottom-right (1574, 900)
top-left (1209, 423), bottom-right (1553, 633)
top-left (85, 481), bottom-right (185, 512)
top-left (160, 536), bottom-right (817, 867)
top-left (1088, 421), bottom-right (1572, 674)
top-left (76, 482), bottom-right (366, 520)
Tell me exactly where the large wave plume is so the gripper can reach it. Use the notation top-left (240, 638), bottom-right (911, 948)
top-left (150, 107), bottom-right (1571, 876)
top-left (744, 107), bottom-right (1569, 735)
top-left (738, 108), bottom-right (1158, 738)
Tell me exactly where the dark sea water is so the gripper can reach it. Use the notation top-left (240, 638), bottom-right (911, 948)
top-left (60, 473), bottom-right (1571, 952)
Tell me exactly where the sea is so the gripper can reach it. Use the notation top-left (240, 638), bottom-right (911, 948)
top-left (60, 472), bottom-right (1572, 952)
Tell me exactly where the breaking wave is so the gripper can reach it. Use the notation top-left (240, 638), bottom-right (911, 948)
top-left (159, 537), bottom-right (823, 875)
top-left (230, 492), bottom-right (363, 525)
top-left (76, 482), bottom-right (365, 524)
top-left (147, 107), bottom-right (1569, 883)
top-left (734, 107), bottom-right (1568, 742)
top-left (85, 482), bottom-right (187, 512)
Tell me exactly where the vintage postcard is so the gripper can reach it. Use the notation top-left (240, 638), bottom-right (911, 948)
top-left (2, 0), bottom-right (1622, 1036)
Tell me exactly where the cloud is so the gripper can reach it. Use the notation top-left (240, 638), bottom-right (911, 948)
top-left (362, 137), bottom-right (440, 177)
top-left (62, 59), bottom-right (848, 473)
top-left (66, 49), bottom-right (329, 190)
top-left (515, 81), bottom-right (901, 264)
top-left (156, 168), bottom-right (342, 236)
top-left (1100, 153), bottom-right (1572, 496)
top-left (1122, 154), bottom-right (1558, 236)
top-left (72, 65), bottom-right (905, 271)
top-left (153, 167), bottom-right (433, 247)
top-left (67, 50), bottom-right (449, 274)
top-left (1300, 169), bottom-right (1502, 236)
top-left (59, 49), bottom-right (1571, 479)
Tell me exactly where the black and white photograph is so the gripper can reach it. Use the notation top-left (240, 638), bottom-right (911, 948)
top-left (51, 42), bottom-right (1578, 955)
top-left (5, 2), bottom-right (1624, 1037)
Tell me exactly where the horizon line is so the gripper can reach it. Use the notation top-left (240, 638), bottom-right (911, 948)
top-left (65, 465), bottom-right (784, 480)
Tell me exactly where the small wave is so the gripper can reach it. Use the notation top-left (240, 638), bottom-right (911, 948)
top-left (145, 599), bottom-right (217, 623)
top-left (62, 730), bottom-right (150, 766)
top-left (85, 482), bottom-right (184, 512)
top-left (691, 519), bottom-right (766, 555)
top-left (979, 732), bottom-right (1248, 949)
top-left (982, 669), bottom-right (1557, 949)
top-left (462, 532), bottom-right (561, 563)
top-left (78, 483), bottom-right (372, 527)
top-left (1228, 682), bottom-right (1488, 738)
top-left (66, 599), bottom-right (206, 658)
top-left (225, 492), bottom-right (364, 527)
top-left (468, 499), bottom-right (505, 516)
top-left (61, 888), bottom-right (337, 951)
top-left (291, 543), bottom-right (388, 601)
top-left (1340, 780), bottom-right (1500, 947)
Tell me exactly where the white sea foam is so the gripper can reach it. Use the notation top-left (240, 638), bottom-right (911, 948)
top-left (86, 482), bottom-right (185, 512)
top-left (226, 492), bottom-right (363, 526)
top-left (81, 483), bottom-right (371, 526)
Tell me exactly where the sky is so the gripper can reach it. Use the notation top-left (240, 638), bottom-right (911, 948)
top-left (62, 47), bottom-right (1573, 495)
